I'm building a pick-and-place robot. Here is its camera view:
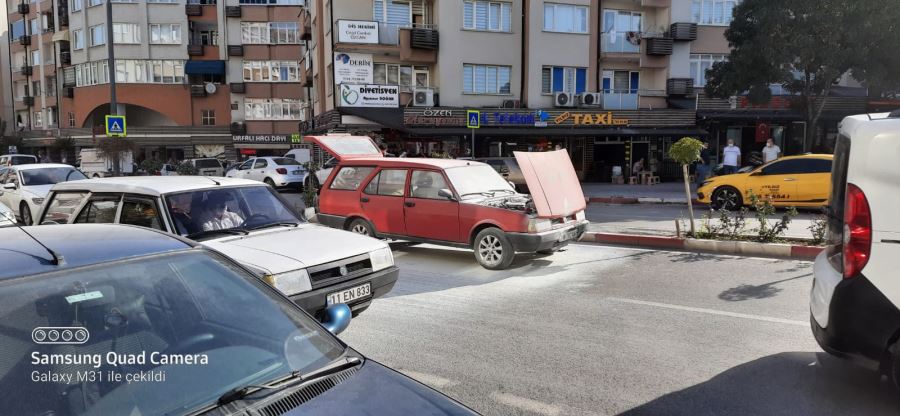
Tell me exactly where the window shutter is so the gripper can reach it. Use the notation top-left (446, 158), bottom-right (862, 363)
top-left (575, 68), bottom-right (586, 93)
top-left (541, 68), bottom-right (551, 94)
top-left (552, 67), bottom-right (563, 93)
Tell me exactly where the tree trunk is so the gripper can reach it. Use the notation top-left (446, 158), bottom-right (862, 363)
top-left (682, 164), bottom-right (695, 236)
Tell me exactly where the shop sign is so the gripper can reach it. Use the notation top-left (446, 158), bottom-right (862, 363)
top-left (333, 53), bottom-right (373, 85)
top-left (404, 110), bottom-right (467, 127)
top-left (553, 111), bottom-right (628, 126)
top-left (232, 135), bottom-right (290, 144)
top-left (337, 20), bottom-right (379, 44)
top-left (338, 84), bottom-right (399, 108)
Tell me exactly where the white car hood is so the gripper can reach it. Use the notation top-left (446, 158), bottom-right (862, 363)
top-left (200, 224), bottom-right (387, 274)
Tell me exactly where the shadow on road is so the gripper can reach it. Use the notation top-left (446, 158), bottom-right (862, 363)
top-left (618, 352), bottom-right (900, 416)
top-left (718, 273), bottom-right (812, 301)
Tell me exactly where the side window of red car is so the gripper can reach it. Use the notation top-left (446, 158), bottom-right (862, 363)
top-left (365, 169), bottom-right (407, 196)
top-left (330, 166), bottom-right (375, 191)
top-left (409, 170), bottom-right (450, 200)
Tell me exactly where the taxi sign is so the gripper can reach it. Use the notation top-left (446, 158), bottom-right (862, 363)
top-left (467, 110), bottom-right (480, 129)
top-left (105, 115), bottom-right (127, 137)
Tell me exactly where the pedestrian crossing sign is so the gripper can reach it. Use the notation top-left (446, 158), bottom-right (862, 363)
top-left (105, 115), bottom-right (127, 137)
top-left (467, 110), bottom-right (480, 129)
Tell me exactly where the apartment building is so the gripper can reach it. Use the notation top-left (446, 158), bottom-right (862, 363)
top-left (0, 11), bottom-right (12, 137)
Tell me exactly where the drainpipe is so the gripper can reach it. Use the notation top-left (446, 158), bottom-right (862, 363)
top-left (519, 0), bottom-right (527, 108)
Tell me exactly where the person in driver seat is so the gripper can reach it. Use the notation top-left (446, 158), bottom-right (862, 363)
top-left (201, 193), bottom-right (244, 231)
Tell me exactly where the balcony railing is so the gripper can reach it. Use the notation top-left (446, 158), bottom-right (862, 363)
top-left (601, 32), bottom-right (641, 54)
top-left (602, 90), bottom-right (638, 110)
top-left (377, 22), bottom-right (435, 46)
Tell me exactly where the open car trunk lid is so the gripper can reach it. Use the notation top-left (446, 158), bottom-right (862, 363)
top-left (514, 149), bottom-right (586, 218)
top-left (305, 135), bottom-right (383, 160)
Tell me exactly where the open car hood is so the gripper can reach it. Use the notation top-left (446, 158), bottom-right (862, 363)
top-left (305, 135), bottom-right (383, 160)
top-left (514, 150), bottom-right (586, 218)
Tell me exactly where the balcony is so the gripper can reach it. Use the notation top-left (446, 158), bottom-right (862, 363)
top-left (228, 45), bottom-right (243, 56)
top-left (23, 96), bottom-right (35, 107)
top-left (225, 5), bottom-right (241, 17)
top-left (19, 35), bottom-right (31, 46)
top-left (645, 37), bottom-right (673, 55)
top-left (667, 78), bottom-right (694, 96)
top-left (58, 12), bottom-right (68, 27)
top-left (185, 4), bottom-right (202, 16)
top-left (410, 27), bottom-right (438, 50)
top-left (21, 65), bottom-right (33, 76)
top-left (601, 90), bottom-right (637, 110)
top-left (60, 51), bottom-right (71, 65)
top-left (601, 32), bottom-right (641, 55)
top-left (670, 22), bottom-right (698, 41)
top-left (18, 3), bottom-right (30, 14)
top-left (190, 85), bottom-right (207, 97)
top-left (300, 12), bottom-right (312, 40)
top-left (187, 44), bottom-right (204, 56)
top-left (230, 82), bottom-right (245, 93)
top-left (301, 66), bottom-right (313, 87)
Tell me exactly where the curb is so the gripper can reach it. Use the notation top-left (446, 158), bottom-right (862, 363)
top-left (579, 231), bottom-right (823, 260)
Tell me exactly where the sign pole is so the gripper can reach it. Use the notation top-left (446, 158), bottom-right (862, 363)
top-left (105, 0), bottom-right (121, 176)
top-left (471, 128), bottom-right (475, 158)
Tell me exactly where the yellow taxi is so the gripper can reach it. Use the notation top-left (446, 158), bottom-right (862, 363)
top-left (697, 154), bottom-right (833, 210)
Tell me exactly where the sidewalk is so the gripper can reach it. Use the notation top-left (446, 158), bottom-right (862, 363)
top-left (582, 182), bottom-right (698, 204)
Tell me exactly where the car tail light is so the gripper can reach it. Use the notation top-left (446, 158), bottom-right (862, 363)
top-left (842, 183), bottom-right (871, 278)
top-left (276, 168), bottom-right (287, 174)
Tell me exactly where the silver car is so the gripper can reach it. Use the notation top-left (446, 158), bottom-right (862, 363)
top-left (226, 156), bottom-right (306, 190)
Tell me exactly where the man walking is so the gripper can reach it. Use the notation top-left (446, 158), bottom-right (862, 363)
top-left (761, 138), bottom-right (781, 164)
top-left (722, 139), bottom-right (741, 175)
top-left (696, 141), bottom-right (711, 186)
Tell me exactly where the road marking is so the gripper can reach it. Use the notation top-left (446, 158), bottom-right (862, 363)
top-left (398, 369), bottom-right (458, 388)
top-left (490, 392), bottom-right (562, 416)
top-left (607, 297), bottom-right (808, 326)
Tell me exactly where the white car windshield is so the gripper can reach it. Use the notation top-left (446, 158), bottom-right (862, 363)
top-left (164, 185), bottom-right (303, 239)
top-left (445, 165), bottom-right (515, 198)
top-left (20, 167), bottom-right (87, 186)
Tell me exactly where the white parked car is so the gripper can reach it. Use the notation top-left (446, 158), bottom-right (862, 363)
top-left (0, 201), bottom-right (15, 227)
top-left (0, 164), bottom-right (86, 225)
top-left (187, 158), bottom-right (225, 176)
top-left (40, 176), bottom-right (398, 318)
top-left (306, 156), bottom-right (338, 190)
top-left (0, 154), bottom-right (38, 167)
top-left (810, 113), bottom-right (900, 390)
top-left (226, 156), bottom-right (306, 190)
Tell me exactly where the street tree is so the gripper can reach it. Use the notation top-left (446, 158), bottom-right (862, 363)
top-left (846, 0), bottom-right (900, 98)
top-left (96, 138), bottom-right (135, 176)
top-left (705, 0), bottom-right (861, 150)
top-left (668, 137), bottom-right (704, 236)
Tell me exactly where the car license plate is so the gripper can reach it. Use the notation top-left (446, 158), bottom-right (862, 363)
top-left (326, 283), bottom-right (371, 305)
top-left (292, 170), bottom-right (301, 175)
top-left (559, 228), bottom-right (577, 242)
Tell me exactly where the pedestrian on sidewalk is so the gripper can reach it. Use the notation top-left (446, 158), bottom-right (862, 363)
top-left (696, 141), bottom-right (711, 186)
top-left (632, 158), bottom-right (645, 176)
top-left (722, 139), bottom-right (741, 175)
top-left (761, 138), bottom-right (781, 164)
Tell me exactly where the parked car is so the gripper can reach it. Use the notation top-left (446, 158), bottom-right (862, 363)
top-left (187, 157), bottom-right (225, 176)
top-left (0, 164), bottom-right (86, 225)
top-left (810, 113), bottom-right (900, 391)
top-left (284, 148), bottom-right (312, 163)
top-left (310, 136), bottom-right (588, 270)
top-left (76, 148), bottom-right (134, 177)
top-left (0, 223), bottom-right (477, 416)
top-left (39, 176), bottom-right (398, 317)
top-left (159, 163), bottom-right (179, 176)
top-left (305, 157), bottom-right (339, 190)
top-left (476, 157), bottom-right (528, 194)
top-left (0, 153), bottom-right (37, 166)
top-left (697, 154), bottom-right (833, 210)
top-left (226, 156), bottom-right (307, 190)
top-left (0, 201), bottom-right (15, 227)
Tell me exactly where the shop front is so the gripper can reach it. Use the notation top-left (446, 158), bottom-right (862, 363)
top-left (232, 134), bottom-right (301, 161)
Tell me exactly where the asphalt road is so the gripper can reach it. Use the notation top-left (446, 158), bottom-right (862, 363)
top-left (339, 243), bottom-right (900, 416)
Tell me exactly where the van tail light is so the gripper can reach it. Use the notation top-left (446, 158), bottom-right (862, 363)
top-left (276, 168), bottom-right (288, 174)
top-left (842, 183), bottom-right (871, 278)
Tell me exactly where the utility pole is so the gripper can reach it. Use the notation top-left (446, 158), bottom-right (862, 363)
top-left (105, 0), bottom-right (120, 176)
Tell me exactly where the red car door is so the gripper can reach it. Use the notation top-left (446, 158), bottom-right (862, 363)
top-left (404, 170), bottom-right (461, 242)
top-left (361, 168), bottom-right (408, 235)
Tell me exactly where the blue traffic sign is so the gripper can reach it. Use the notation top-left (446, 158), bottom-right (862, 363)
top-left (105, 115), bottom-right (127, 137)
top-left (466, 110), bottom-right (480, 129)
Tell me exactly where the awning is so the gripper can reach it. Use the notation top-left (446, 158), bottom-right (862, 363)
top-left (52, 29), bottom-right (69, 42)
top-left (405, 127), bottom-right (707, 137)
top-left (184, 60), bottom-right (226, 75)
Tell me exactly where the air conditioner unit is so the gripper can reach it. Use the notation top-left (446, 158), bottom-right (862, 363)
top-left (413, 88), bottom-right (434, 107)
top-left (577, 92), bottom-right (602, 107)
top-left (501, 99), bottom-right (520, 108)
top-left (554, 92), bottom-right (575, 108)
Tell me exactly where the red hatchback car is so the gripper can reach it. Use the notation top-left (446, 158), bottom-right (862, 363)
top-left (310, 136), bottom-right (588, 269)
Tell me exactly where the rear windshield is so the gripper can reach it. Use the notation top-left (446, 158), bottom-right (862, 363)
top-left (194, 159), bottom-right (221, 168)
top-left (273, 158), bottom-right (301, 166)
top-left (11, 156), bottom-right (37, 165)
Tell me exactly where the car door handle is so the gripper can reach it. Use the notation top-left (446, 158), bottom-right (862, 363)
top-left (404, 201), bottom-right (416, 207)
top-left (360, 197), bottom-right (369, 203)
top-left (784, 178), bottom-right (796, 181)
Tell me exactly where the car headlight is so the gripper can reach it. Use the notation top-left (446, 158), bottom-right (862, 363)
top-left (575, 210), bottom-right (585, 221)
top-left (528, 218), bottom-right (552, 233)
top-left (369, 247), bottom-right (394, 272)
top-left (31, 197), bottom-right (44, 205)
top-left (262, 269), bottom-right (310, 295)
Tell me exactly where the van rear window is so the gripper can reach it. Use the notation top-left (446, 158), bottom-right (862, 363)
top-left (826, 134), bottom-right (851, 249)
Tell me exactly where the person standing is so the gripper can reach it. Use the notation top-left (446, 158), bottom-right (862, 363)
top-left (696, 141), bottom-right (711, 186)
top-left (722, 139), bottom-right (741, 175)
top-left (761, 138), bottom-right (781, 164)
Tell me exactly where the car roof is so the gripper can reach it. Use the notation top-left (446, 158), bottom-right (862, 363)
top-left (50, 176), bottom-right (263, 196)
top-left (774, 154), bottom-right (833, 161)
top-left (1, 154), bottom-right (37, 158)
top-left (11, 163), bottom-right (76, 170)
top-left (340, 157), bottom-right (487, 169)
top-left (0, 224), bottom-right (194, 279)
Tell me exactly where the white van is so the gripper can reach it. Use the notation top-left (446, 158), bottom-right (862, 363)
top-left (810, 113), bottom-right (900, 389)
top-left (77, 148), bottom-right (134, 177)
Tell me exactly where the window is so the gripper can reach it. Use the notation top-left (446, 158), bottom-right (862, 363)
top-left (44, 78), bottom-right (56, 96)
top-left (241, 22), bottom-right (299, 44)
top-left (373, 63), bottom-right (429, 92)
top-left (201, 110), bottom-right (215, 126)
top-left (244, 98), bottom-right (303, 120)
top-left (29, 18), bottom-right (40, 35)
top-left (373, 0), bottom-right (412, 26)
top-left (330, 167), bottom-right (375, 190)
top-left (31, 50), bottom-right (41, 65)
top-left (89, 24), bottom-right (105, 46)
top-left (31, 80), bottom-right (41, 96)
top-left (762, 159), bottom-right (831, 175)
top-left (147, 0), bottom-right (178, 3)
top-left (71, 0), bottom-right (83, 11)
top-left (543, 3), bottom-right (588, 33)
top-left (41, 192), bottom-right (88, 224)
top-left (364, 169), bottom-right (407, 196)
top-left (32, 112), bottom-right (43, 128)
top-left (119, 198), bottom-right (162, 230)
top-left (689, 54), bottom-right (727, 86)
top-left (72, 29), bottom-right (84, 49)
top-left (200, 30), bottom-right (218, 46)
top-left (253, 159), bottom-right (268, 169)
top-left (75, 196), bottom-right (121, 224)
top-left (88, 0), bottom-right (102, 6)
top-left (67, 112), bottom-right (75, 127)
top-left (463, 64), bottom-right (511, 94)
top-left (11, 19), bottom-right (26, 39)
top-left (463, 0), bottom-right (511, 32)
top-left (113, 23), bottom-right (141, 44)
top-left (541, 66), bottom-right (586, 94)
top-left (602, 9), bottom-right (641, 53)
top-left (149, 23), bottom-right (181, 44)
top-left (691, 0), bottom-right (738, 25)
top-left (75, 60), bottom-right (184, 86)
top-left (242, 61), bottom-right (300, 82)
top-left (409, 170), bottom-right (450, 199)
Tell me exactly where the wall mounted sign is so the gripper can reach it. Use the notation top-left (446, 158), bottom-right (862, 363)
top-left (339, 84), bottom-right (399, 108)
top-left (333, 52), bottom-right (373, 85)
top-left (337, 20), bottom-right (379, 44)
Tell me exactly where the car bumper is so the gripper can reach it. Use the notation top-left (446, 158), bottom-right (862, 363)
top-left (505, 221), bottom-right (588, 252)
top-left (810, 251), bottom-right (900, 370)
top-left (289, 265), bottom-right (399, 318)
top-left (318, 213), bottom-right (346, 229)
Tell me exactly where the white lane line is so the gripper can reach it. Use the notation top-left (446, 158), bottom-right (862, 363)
top-left (397, 369), bottom-right (459, 388)
top-left (489, 392), bottom-right (562, 416)
top-left (607, 297), bottom-right (808, 326)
